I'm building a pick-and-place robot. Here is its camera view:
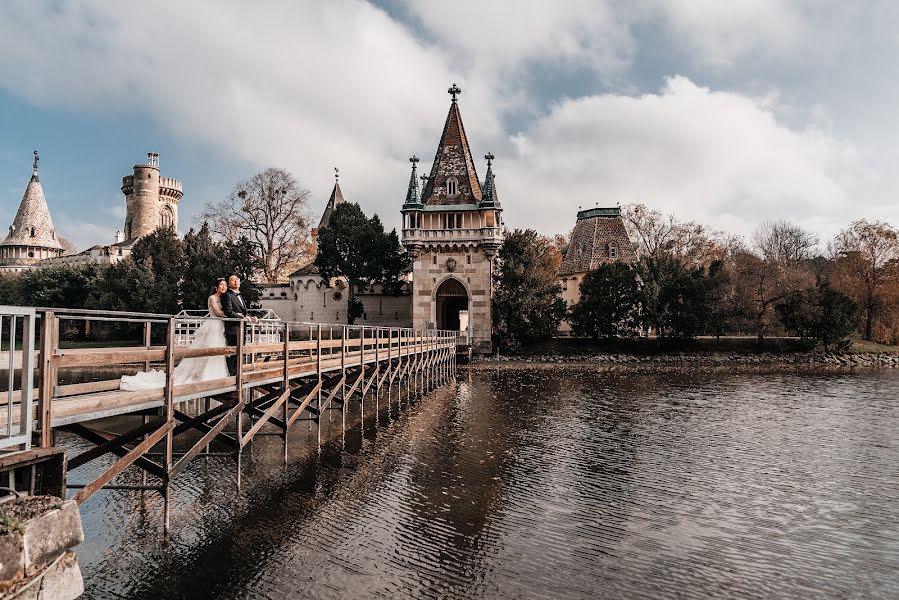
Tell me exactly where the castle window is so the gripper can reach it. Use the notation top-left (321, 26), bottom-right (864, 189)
top-left (562, 278), bottom-right (567, 290)
top-left (28, 251), bottom-right (34, 258)
top-left (294, 293), bottom-right (298, 301)
top-left (160, 205), bottom-right (174, 228)
top-left (432, 255), bottom-right (437, 265)
top-left (446, 177), bottom-right (458, 197)
top-left (609, 242), bottom-right (618, 259)
top-left (30, 227), bottom-right (35, 237)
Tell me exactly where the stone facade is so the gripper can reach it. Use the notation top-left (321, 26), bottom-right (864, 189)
top-left (558, 207), bottom-right (637, 332)
top-left (121, 152), bottom-right (182, 241)
top-left (401, 85), bottom-right (503, 353)
top-left (0, 154), bottom-right (64, 272)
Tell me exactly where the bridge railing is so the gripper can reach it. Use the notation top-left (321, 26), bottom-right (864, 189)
top-left (0, 306), bottom-right (36, 453)
top-left (0, 306), bottom-right (458, 447)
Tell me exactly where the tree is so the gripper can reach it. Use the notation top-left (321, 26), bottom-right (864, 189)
top-left (569, 262), bottom-right (641, 339)
top-left (181, 223), bottom-right (224, 311)
top-left (315, 203), bottom-right (410, 324)
top-left (128, 227), bottom-right (185, 315)
top-left (752, 220), bottom-right (818, 264)
top-left (201, 168), bottom-right (313, 283)
top-left (493, 229), bottom-right (567, 348)
top-left (830, 220), bottom-right (899, 341)
top-left (622, 203), bottom-right (725, 266)
top-left (18, 264), bottom-right (102, 309)
top-left (776, 279), bottom-right (858, 350)
top-left (638, 256), bottom-right (710, 340)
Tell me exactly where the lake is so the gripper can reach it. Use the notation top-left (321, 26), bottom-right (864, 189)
top-left (67, 367), bottom-right (899, 599)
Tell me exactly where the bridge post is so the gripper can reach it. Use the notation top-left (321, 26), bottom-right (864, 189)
top-left (360, 326), bottom-right (365, 422)
top-left (37, 311), bottom-right (56, 448)
top-left (235, 320), bottom-right (245, 493)
top-left (341, 326), bottom-right (346, 440)
top-left (163, 317), bottom-right (175, 535)
top-left (282, 322), bottom-right (290, 465)
top-left (316, 324), bottom-right (322, 448)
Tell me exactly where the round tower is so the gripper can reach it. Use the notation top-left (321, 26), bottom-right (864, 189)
top-left (121, 152), bottom-right (182, 240)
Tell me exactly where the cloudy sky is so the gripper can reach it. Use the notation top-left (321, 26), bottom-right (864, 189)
top-left (0, 0), bottom-right (896, 250)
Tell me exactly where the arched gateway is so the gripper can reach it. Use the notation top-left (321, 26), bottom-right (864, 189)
top-left (435, 278), bottom-right (469, 331)
top-left (400, 85), bottom-right (504, 353)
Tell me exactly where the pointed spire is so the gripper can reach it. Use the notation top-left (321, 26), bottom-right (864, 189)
top-left (1, 152), bottom-right (63, 252)
top-left (480, 152), bottom-right (500, 208)
top-left (421, 85), bottom-right (482, 205)
top-left (318, 172), bottom-right (345, 230)
top-left (404, 155), bottom-right (422, 207)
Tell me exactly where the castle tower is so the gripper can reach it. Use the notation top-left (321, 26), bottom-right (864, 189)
top-left (0, 152), bottom-right (64, 272)
top-left (311, 168), bottom-right (345, 243)
top-left (121, 152), bottom-right (183, 240)
top-left (401, 84), bottom-right (504, 353)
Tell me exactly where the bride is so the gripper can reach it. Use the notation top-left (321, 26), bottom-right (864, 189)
top-left (121, 279), bottom-right (231, 391)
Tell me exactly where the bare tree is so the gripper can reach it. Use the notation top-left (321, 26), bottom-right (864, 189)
top-left (830, 219), bottom-right (899, 340)
top-left (622, 203), bottom-right (725, 266)
top-left (751, 220), bottom-right (818, 264)
top-left (201, 168), bottom-right (313, 283)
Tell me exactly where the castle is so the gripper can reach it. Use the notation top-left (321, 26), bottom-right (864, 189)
top-left (2, 152), bottom-right (184, 269)
top-left (259, 84), bottom-right (504, 352)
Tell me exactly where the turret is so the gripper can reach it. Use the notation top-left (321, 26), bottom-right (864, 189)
top-left (121, 152), bottom-right (182, 240)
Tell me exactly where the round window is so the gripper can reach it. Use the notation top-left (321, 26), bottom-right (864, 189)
top-left (333, 291), bottom-right (342, 301)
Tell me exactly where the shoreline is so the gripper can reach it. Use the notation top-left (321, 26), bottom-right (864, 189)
top-left (471, 350), bottom-right (899, 371)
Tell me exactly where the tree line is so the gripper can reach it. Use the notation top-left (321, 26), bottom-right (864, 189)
top-left (492, 205), bottom-right (899, 351)
top-left (0, 224), bottom-right (262, 318)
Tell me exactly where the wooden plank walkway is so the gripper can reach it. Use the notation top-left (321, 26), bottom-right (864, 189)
top-left (0, 308), bottom-right (457, 533)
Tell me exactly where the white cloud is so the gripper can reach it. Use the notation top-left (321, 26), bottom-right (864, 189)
top-left (0, 1), bottom-right (884, 248)
top-left (501, 76), bottom-right (858, 239)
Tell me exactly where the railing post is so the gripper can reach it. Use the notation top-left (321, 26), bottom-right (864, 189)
top-left (143, 321), bottom-right (152, 372)
top-left (37, 312), bottom-right (56, 449)
top-left (235, 320), bottom-right (245, 492)
top-left (360, 326), bottom-right (365, 421)
top-left (163, 317), bottom-right (175, 535)
top-left (282, 322), bottom-right (290, 464)
top-left (341, 325), bottom-right (347, 438)
top-left (316, 324), bottom-right (322, 448)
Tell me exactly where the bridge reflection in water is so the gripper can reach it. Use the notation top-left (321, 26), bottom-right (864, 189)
top-left (0, 306), bottom-right (457, 533)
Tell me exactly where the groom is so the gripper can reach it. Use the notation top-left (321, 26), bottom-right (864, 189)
top-left (221, 274), bottom-right (256, 376)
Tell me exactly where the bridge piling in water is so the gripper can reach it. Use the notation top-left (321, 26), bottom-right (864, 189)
top-left (0, 306), bottom-right (458, 534)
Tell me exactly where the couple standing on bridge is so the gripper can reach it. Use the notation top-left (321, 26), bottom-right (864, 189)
top-left (120, 274), bottom-right (258, 391)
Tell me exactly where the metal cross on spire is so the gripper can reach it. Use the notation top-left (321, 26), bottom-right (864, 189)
top-left (410, 155), bottom-right (419, 165)
top-left (420, 174), bottom-right (429, 187)
top-left (32, 150), bottom-right (39, 175)
top-left (485, 152), bottom-right (494, 167)
top-left (334, 167), bottom-right (339, 182)
top-left (448, 83), bottom-right (461, 102)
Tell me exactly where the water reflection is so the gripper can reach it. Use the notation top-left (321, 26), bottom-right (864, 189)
top-left (69, 369), bottom-right (899, 599)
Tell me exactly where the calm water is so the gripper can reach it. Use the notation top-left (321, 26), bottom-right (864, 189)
top-left (66, 368), bottom-right (899, 599)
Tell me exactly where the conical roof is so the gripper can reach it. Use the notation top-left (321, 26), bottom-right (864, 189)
top-left (421, 87), bottom-right (483, 206)
top-left (318, 181), bottom-right (345, 229)
top-left (2, 158), bottom-right (63, 250)
top-left (403, 156), bottom-right (422, 207)
top-left (480, 154), bottom-right (499, 208)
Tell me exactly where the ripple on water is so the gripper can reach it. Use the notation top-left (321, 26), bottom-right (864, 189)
top-left (70, 369), bottom-right (899, 599)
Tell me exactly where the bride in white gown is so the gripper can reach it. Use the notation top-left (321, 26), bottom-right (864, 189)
top-left (120, 279), bottom-right (232, 391)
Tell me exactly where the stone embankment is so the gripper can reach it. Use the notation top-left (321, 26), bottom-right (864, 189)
top-left (0, 497), bottom-right (84, 600)
top-left (477, 352), bottom-right (899, 369)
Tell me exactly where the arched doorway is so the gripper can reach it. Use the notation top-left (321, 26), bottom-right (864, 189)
top-left (435, 278), bottom-right (469, 331)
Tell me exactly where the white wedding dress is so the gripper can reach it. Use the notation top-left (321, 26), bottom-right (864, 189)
top-left (120, 295), bottom-right (231, 391)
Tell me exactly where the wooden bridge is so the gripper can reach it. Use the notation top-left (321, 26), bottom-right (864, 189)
top-left (0, 306), bottom-right (457, 532)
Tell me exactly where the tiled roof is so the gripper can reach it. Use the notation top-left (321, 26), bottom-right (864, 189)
top-left (420, 99), bottom-right (483, 206)
top-left (289, 262), bottom-right (321, 277)
top-left (2, 173), bottom-right (64, 250)
top-left (558, 208), bottom-right (637, 275)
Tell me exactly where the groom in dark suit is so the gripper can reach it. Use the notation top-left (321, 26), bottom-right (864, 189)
top-left (221, 273), bottom-right (255, 376)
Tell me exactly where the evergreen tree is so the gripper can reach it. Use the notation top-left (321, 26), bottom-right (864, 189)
top-left (129, 227), bottom-right (185, 314)
top-left (776, 279), bottom-right (858, 350)
top-left (493, 229), bottom-right (566, 348)
top-left (315, 203), bottom-right (410, 324)
top-left (570, 262), bottom-right (641, 339)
